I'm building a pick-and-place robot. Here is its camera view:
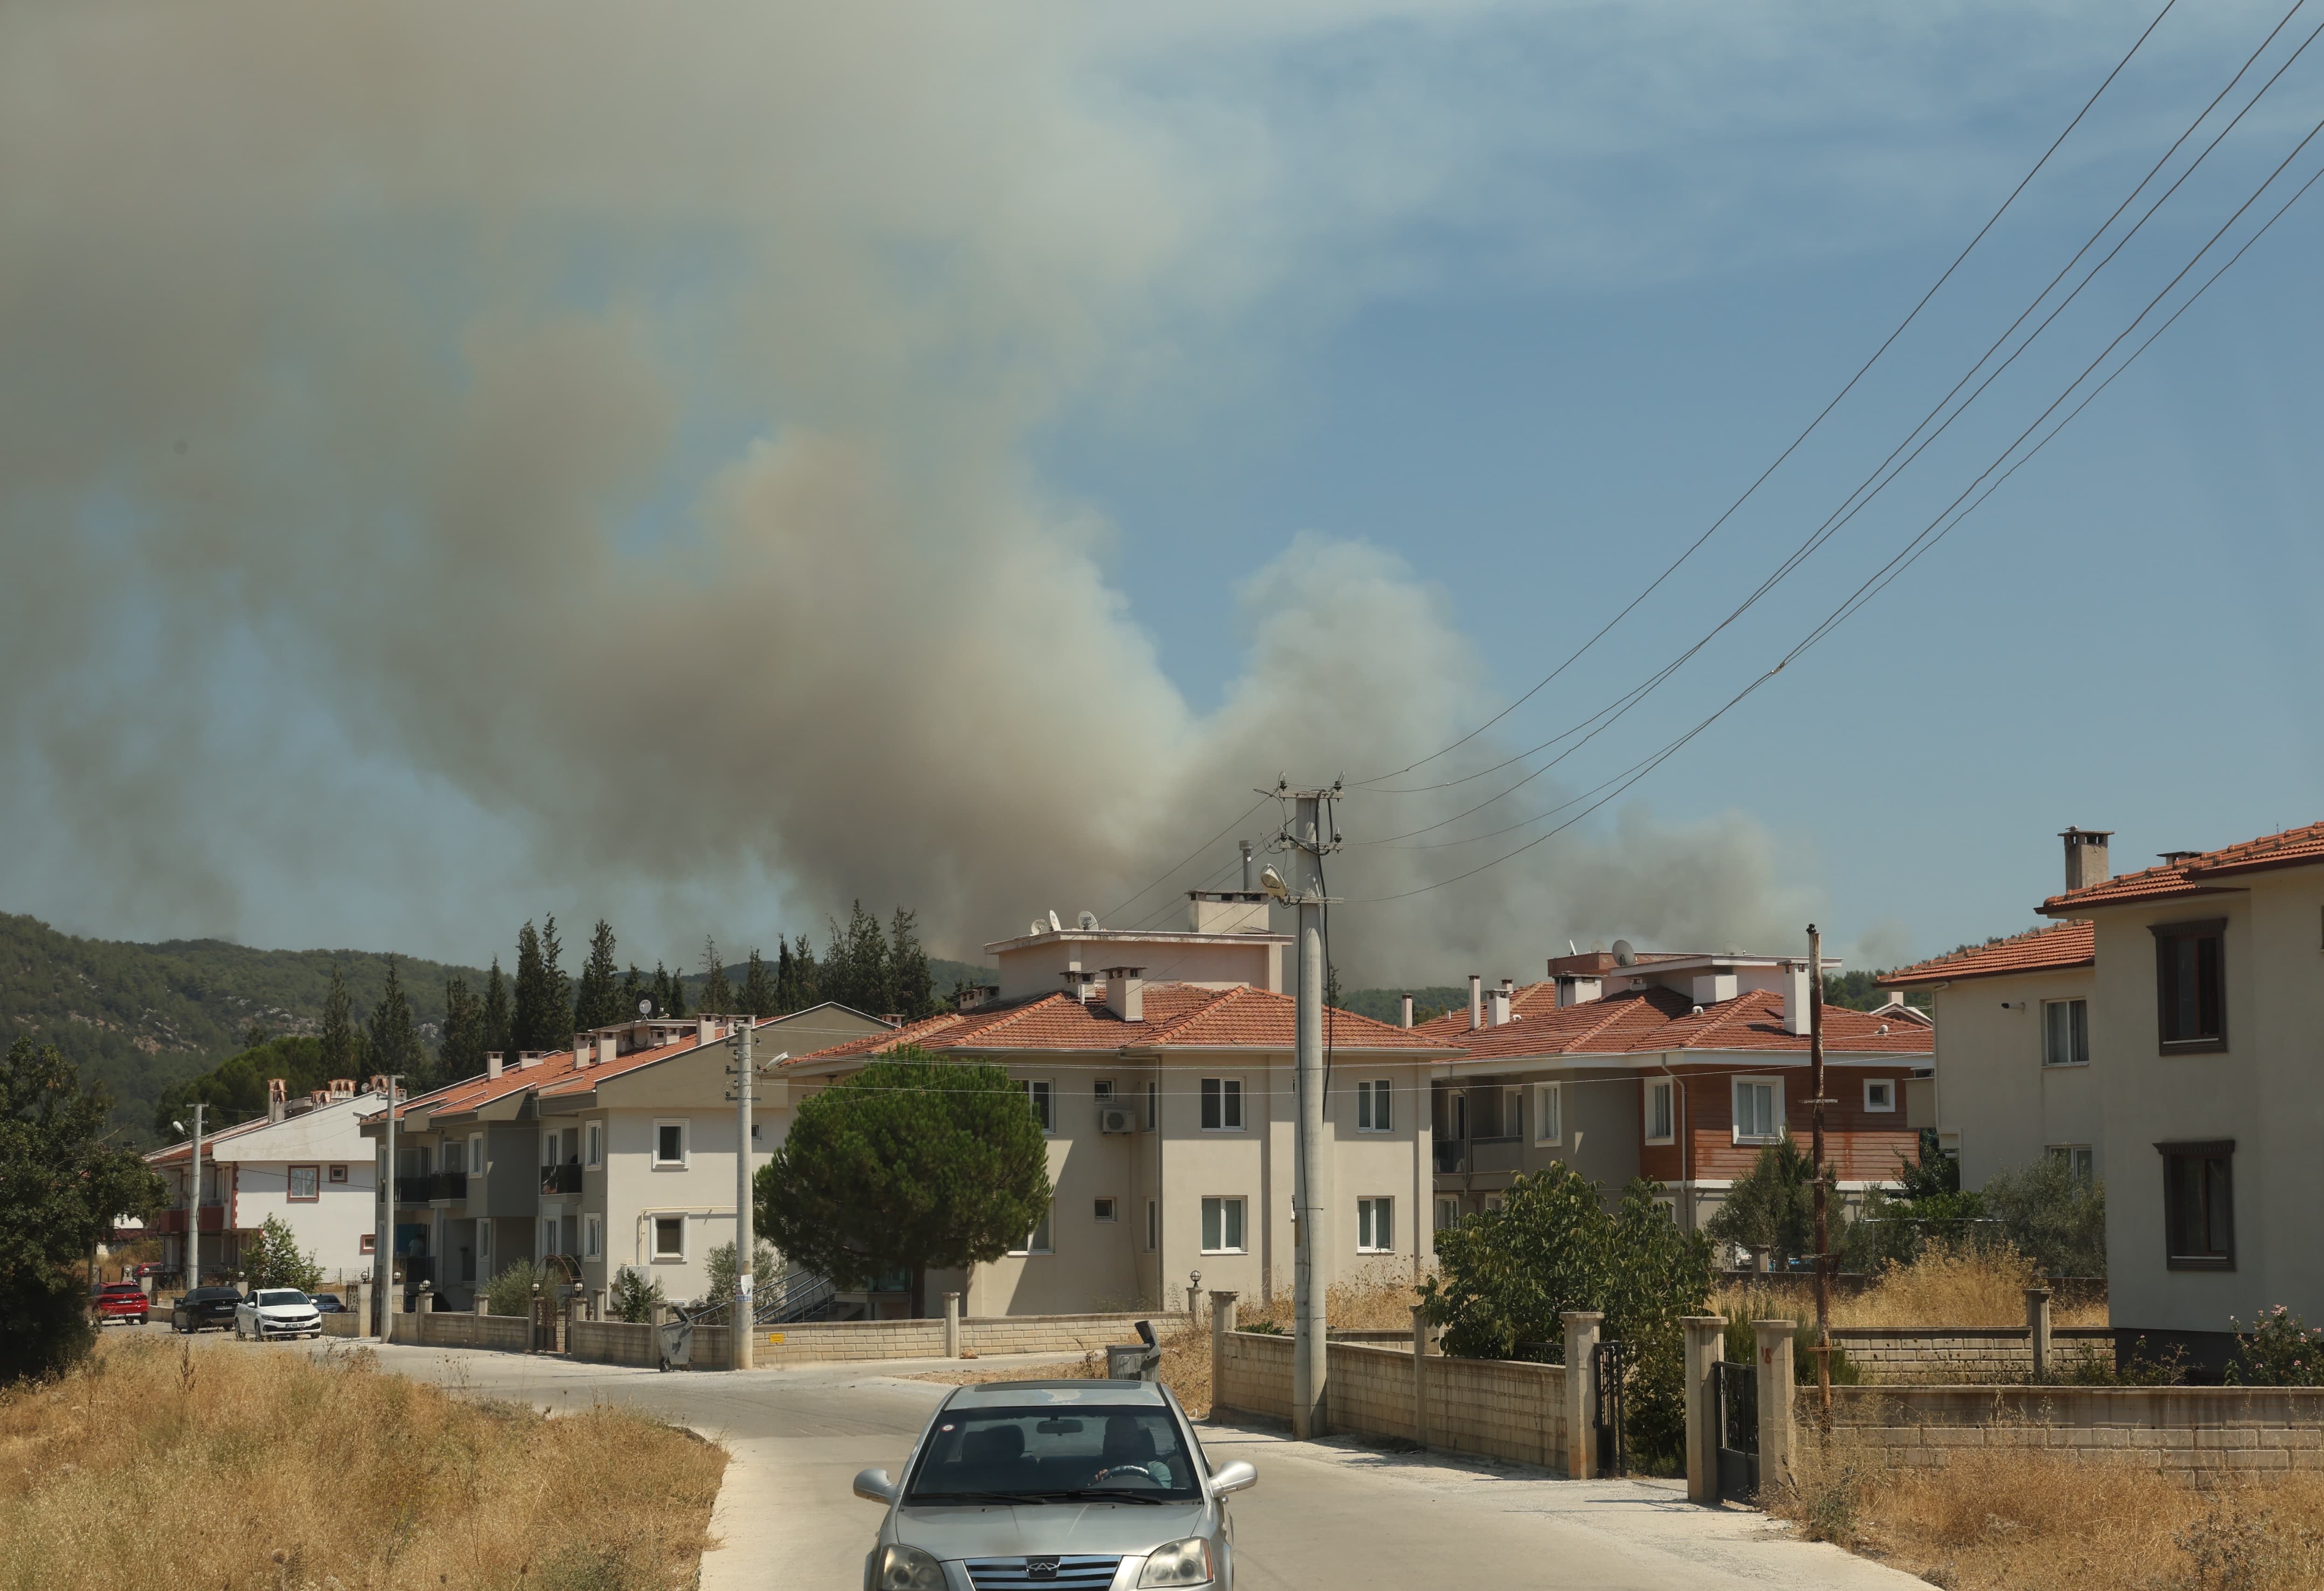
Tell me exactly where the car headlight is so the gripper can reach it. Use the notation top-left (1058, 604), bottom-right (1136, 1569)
top-left (868, 1543), bottom-right (944, 1591)
top-left (1139, 1537), bottom-right (1213, 1588)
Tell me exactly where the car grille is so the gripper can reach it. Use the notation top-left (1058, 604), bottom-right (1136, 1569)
top-left (964, 1557), bottom-right (1121, 1590)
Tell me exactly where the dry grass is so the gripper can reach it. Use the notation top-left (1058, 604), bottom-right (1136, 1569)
top-left (1712, 1244), bottom-right (2108, 1330)
top-left (1771, 1437), bottom-right (2324, 1591)
top-left (0, 1335), bottom-right (726, 1591)
top-left (910, 1272), bottom-right (1424, 1419)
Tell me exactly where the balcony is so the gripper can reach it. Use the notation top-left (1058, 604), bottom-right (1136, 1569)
top-left (1470, 1136), bottom-right (1525, 1176)
top-left (1433, 1140), bottom-right (1467, 1175)
top-left (147, 1206), bottom-right (228, 1235)
top-left (394, 1175), bottom-right (434, 1205)
top-left (540, 1164), bottom-right (583, 1196)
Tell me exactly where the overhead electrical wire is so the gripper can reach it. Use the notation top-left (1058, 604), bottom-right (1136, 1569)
top-left (1349, 0), bottom-right (2185, 790)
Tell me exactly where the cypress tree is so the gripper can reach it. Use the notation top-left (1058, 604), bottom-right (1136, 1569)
top-left (440, 976), bottom-right (486, 1081)
top-left (513, 921), bottom-right (550, 1052)
top-left (365, 957), bottom-right (420, 1085)
top-left (699, 937), bottom-right (734, 1014)
top-left (740, 947), bottom-right (776, 1018)
top-left (541, 915), bottom-right (570, 1035)
top-left (777, 933), bottom-right (820, 1012)
top-left (620, 964), bottom-right (645, 1020)
top-left (887, 906), bottom-right (934, 1020)
top-left (482, 957), bottom-right (511, 1057)
top-left (318, 961), bottom-right (354, 1078)
top-left (827, 902), bottom-right (890, 1015)
top-left (656, 961), bottom-right (688, 1019)
top-left (573, 918), bottom-right (622, 1031)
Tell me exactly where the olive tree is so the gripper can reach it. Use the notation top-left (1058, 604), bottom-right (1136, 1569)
top-left (756, 1049), bottom-right (1051, 1317)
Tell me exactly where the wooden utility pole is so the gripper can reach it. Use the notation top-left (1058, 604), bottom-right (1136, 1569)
top-left (1807, 924), bottom-right (1831, 1421)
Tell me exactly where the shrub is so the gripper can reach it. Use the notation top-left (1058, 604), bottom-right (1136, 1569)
top-left (1721, 1316), bottom-right (1861, 1386)
top-left (2229, 1307), bottom-right (2324, 1386)
top-left (483, 1258), bottom-right (548, 1316)
top-left (1706, 1133), bottom-right (1866, 1270)
top-left (610, 1265), bottom-right (665, 1324)
top-left (243, 1215), bottom-right (323, 1292)
top-left (1982, 1156), bottom-right (2106, 1277)
top-left (703, 1238), bottom-right (778, 1310)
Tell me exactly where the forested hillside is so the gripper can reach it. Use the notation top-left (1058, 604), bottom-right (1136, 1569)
top-left (0, 912), bottom-right (486, 1143)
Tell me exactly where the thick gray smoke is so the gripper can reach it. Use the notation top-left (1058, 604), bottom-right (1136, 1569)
top-left (0, 0), bottom-right (1958, 981)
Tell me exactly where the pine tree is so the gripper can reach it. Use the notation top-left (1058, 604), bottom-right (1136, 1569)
top-left (776, 935), bottom-right (820, 1012)
top-left (365, 957), bottom-right (420, 1086)
top-left (655, 961), bottom-right (688, 1019)
top-left (887, 907), bottom-right (935, 1020)
top-left (699, 937), bottom-right (734, 1014)
top-left (573, 918), bottom-right (622, 1031)
top-left (318, 961), bottom-right (355, 1078)
top-left (482, 957), bottom-right (511, 1057)
top-left (513, 921), bottom-right (550, 1052)
top-left (440, 976), bottom-right (486, 1081)
top-left (619, 964), bottom-right (644, 1021)
top-left (826, 902), bottom-right (891, 1015)
top-left (541, 915), bottom-right (569, 1034)
top-left (739, 947), bottom-right (776, 1018)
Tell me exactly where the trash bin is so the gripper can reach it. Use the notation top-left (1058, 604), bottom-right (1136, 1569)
top-left (657, 1316), bottom-right (694, 1372)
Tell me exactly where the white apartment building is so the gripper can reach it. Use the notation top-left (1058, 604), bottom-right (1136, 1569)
top-left (144, 1079), bottom-right (383, 1287)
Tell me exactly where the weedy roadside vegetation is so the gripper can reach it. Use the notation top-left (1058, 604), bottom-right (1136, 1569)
top-left (1712, 1240), bottom-right (2107, 1331)
top-left (0, 1334), bottom-right (725, 1591)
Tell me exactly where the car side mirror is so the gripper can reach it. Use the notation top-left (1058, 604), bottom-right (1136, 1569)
top-left (853, 1468), bottom-right (898, 1504)
top-left (1210, 1460), bottom-right (1257, 1496)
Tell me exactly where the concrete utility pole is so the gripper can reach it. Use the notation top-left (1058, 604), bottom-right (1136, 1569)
top-left (376, 1076), bottom-right (400, 1339)
top-left (731, 1016), bottom-right (755, 1371)
top-left (1282, 786), bottom-right (1340, 1440)
top-left (1807, 925), bottom-right (1831, 1420)
top-left (187, 1100), bottom-right (204, 1291)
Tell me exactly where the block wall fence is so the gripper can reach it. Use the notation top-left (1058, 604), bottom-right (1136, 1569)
top-left (1819, 1385), bottom-right (2324, 1474)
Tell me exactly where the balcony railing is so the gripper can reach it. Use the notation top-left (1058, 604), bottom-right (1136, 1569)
top-left (430, 1171), bottom-right (468, 1201)
top-left (394, 1174), bottom-right (434, 1205)
top-left (540, 1164), bottom-right (583, 1195)
top-left (1433, 1140), bottom-right (1467, 1175)
top-left (1470, 1136), bottom-right (1525, 1176)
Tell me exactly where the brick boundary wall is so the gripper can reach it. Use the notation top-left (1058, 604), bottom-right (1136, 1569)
top-left (1817, 1385), bottom-right (2324, 1473)
top-left (408, 1311), bottom-right (531, 1353)
top-left (560, 1310), bottom-right (1187, 1370)
top-left (1212, 1330), bottom-right (1570, 1474)
top-left (1832, 1326), bottom-right (2114, 1384)
top-left (321, 1312), bottom-right (362, 1338)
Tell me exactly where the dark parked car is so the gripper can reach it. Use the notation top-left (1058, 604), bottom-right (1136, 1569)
top-left (172, 1286), bottom-right (242, 1333)
top-left (308, 1293), bottom-right (346, 1314)
top-left (90, 1282), bottom-right (151, 1325)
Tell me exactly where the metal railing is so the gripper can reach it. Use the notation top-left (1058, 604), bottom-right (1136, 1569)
top-left (539, 1164), bottom-right (583, 1195)
top-left (1433, 1140), bottom-right (1467, 1175)
top-left (683, 1271), bottom-right (841, 1329)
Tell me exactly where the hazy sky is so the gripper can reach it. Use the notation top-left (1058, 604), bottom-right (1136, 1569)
top-left (4, 0), bottom-right (2318, 985)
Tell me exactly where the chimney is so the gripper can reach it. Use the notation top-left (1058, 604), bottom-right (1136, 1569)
top-left (1781, 960), bottom-right (1813, 1036)
top-left (597, 1033), bottom-right (618, 1068)
top-left (1105, 966), bottom-right (1145, 1022)
top-left (368, 1073), bottom-right (390, 1096)
top-left (1468, 973), bottom-right (1483, 1031)
top-left (516, 1050), bottom-right (546, 1069)
top-left (1399, 993), bottom-right (1413, 1029)
top-left (2061, 827), bottom-right (2112, 892)
top-left (574, 1032), bottom-right (591, 1067)
top-left (1240, 839), bottom-right (1255, 890)
top-left (697, 1016), bottom-right (715, 1047)
top-left (267, 1077), bottom-right (287, 1124)
top-left (330, 1078), bottom-right (354, 1100)
top-left (1487, 985), bottom-right (1512, 1026)
top-left (487, 1051), bottom-right (504, 1081)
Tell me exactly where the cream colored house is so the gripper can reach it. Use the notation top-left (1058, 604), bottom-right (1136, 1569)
top-left (784, 900), bottom-right (1456, 1317)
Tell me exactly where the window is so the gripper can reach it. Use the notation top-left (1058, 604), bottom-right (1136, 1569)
top-left (1733, 1078), bottom-right (1780, 1143)
top-left (1144, 1199), bottom-right (1158, 1253)
top-left (1436, 1196), bottom-right (1460, 1232)
top-left (1863, 1079), bottom-right (1896, 1113)
top-left (1356, 1197), bottom-right (1393, 1254)
top-left (1503, 1087), bottom-right (1523, 1140)
top-left (328, 1164), bottom-right (349, 1184)
top-left (1356, 1079), bottom-right (1392, 1132)
top-left (652, 1216), bottom-right (685, 1261)
top-left (543, 1217), bottom-right (561, 1257)
top-left (2152, 919), bottom-right (2227, 1051)
top-left (442, 1141), bottom-right (466, 1175)
top-left (1144, 1080), bottom-right (1158, 1132)
top-left (653, 1121), bottom-right (686, 1167)
top-left (1200, 1078), bottom-right (1244, 1131)
top-left (541, 1131), bottom-right (559, 1168)
top-left (2160, 1141), bottom-right (2234, 1269)
top-left (1094, 1080), bottom-right (1114, 1102)
top-left (359, 1233), bottom-right (376, 1254)
top-left (468, 1134), bottom-right (483, 1177)
top-left (1009, 1208), bottom-right (1055, 1255)
top-left (2050, 1144), bottom-right (2095, 1181)
top-left (1020, 1080), bottom-right (1054, 1133)
top-left (585, 1122), bottom-right (603, 1167)
top-left (2043, 999), bottom-right (2090, 1066)
top-left (1535, 1082), bottom-right (1565, 1146)
top-left (1643, 1080), bottom-right (1673, 1144)
top-left (1094, 1198), bottom-right (1117, 1223)
top-left (582, 1214), bottom-right (603, 1260)
top-left (287, 1165), bottom-right (319, 1202)
top-left (1200, 1196), bottom-right (1246, 1253)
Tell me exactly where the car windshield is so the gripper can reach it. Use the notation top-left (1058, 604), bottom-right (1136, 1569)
top-left (256, 1290), bottom-right (309, 1307)
top-left (906, 1404), bottom-right (1201, 1503)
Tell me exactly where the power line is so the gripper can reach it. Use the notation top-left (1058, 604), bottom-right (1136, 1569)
top-left (1351, 0), bottom-right (2185, 790)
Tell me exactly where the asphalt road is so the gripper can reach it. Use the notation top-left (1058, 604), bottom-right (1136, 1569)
top-left (207, 1332), bottom-right (1921, 1590)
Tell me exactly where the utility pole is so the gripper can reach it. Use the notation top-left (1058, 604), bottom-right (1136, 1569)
top-left (187, 1100), bottom-right (204, 1292)
top-left (1279, 786), bottom-right (1340, 1440)
top-left (1807, 924), bottom-right (1831, 1422)
top-left (731, 1016), bottom-right (755, 1371)
top-left (376, 1075), bottom-right (400, 1339)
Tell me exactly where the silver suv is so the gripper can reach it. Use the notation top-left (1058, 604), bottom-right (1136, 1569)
top-left (854, 1379), bottom-right (1256, 1590)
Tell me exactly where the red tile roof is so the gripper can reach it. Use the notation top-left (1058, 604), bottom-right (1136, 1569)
top-left (360, 1020), bottom-right (760, 1124)
top-left (784, 985), bottom-right (1455, 1068)
top-left (1410, 982), bottom-right (1930, 1060)
top-left (2042, 820), bottom-right (2324, 913)
top-left (1877, 921), bottom-right (2095, 987)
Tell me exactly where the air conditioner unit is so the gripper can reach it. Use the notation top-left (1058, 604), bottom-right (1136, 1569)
top-left (1098, 1108), bottom-right (1134, 1134)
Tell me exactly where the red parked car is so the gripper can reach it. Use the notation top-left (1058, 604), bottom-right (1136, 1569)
top-left (91, 1282), bottom-right (151, 1326)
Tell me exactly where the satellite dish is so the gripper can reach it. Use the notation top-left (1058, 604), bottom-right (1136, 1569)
top-left (1078, 910), bottom-right (1100, 930)
top-left (1031, 921), bottom-right (1045, 937)
top-left (1612, 938), bottom-right (1636, 967)
top-left (1048, 909), bottom-right (1063, 932)
top-left (638, 998), bottom-right (654, 1017)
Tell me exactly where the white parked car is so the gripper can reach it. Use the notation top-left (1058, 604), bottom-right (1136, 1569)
top-left (234, 1288), bottom-right (324, 1340)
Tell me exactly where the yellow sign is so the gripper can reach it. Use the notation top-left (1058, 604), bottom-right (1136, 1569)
top-left (765, 1333), bottom-right (784, 1345)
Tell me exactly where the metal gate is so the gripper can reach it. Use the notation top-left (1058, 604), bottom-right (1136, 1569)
top-left (1714, 1358), bottom-right (1759, 1501)
top-left (1592, 1340), bottom-right (1626, 1478)
top-left (531, 1296), bottom-right (560, 1352)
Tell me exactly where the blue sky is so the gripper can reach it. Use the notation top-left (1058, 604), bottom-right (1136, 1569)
top-left (1, 1), bottom-right (2318, 980)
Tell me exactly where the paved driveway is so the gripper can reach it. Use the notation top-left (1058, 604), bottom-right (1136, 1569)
top-left (260, 1338), bottom-right (1918, 1590)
